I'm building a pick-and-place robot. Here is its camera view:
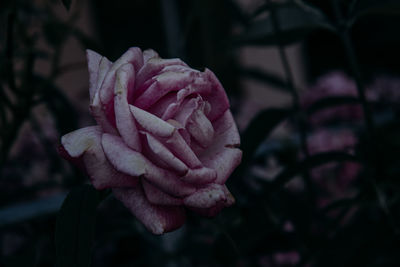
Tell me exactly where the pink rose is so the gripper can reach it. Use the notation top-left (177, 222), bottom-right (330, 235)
top-left (60, 47), bottom-right (242, 234)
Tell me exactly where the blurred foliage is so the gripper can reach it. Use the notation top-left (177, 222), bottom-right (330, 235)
top-left (1, 0), bottom-right (400, 266)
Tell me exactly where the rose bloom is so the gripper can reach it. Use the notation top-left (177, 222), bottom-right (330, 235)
top-left (60, 47), bottom-right (242, 234)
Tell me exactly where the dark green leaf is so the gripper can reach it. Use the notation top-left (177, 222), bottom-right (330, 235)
top-left (0, 193), bottom-right (66, 227)
top-left (306, 96), bottom-right (360, 116)
top-left (272, 152), bottom-right (360, 189)
top-left (55, 185), bottom-right (102, 267)
top-left (235, 67), bottom-right (292, 92)
top-left (61, 0), bottom-right (72, 11)
top-left (240, 108), bottom-right (292, 170)
top-left (234, 3), bottom-right (335, 47)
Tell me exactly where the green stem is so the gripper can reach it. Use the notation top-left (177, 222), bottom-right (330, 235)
top-left (266, 0), bottom-right (315, 202)
top-left (331, 0), bottom-right (375, 137)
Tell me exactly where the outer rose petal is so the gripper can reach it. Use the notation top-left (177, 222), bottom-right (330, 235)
top-left (86, 50), bottom-right (102, 101)
top-left (203, 68), bottom-right (230, 121)
top-left (142, 180), bottom-right (183, 206)
top-left (61, 126), bottom-right (138, 189)
top-left (199, 110), bottom-right (242, 184)
top-left (184, 184), bottom-right (235, 209)
top-left (113, 186), bottom-right (186, 235)
top-left (100, 47), bottom-right (144, 106)
top-left (101, 134), bottom-right (196, 197)
top-left (114, 63), bottom-right (141, 151)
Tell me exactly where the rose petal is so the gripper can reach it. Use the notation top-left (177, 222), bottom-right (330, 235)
top-left (187, 185), bottom-right (235, 217)
top-left (102, 134), bottom-right (196, 197)
top-left (113, 186), bottom-right (186, 235)
top-left (163, 130), bottom-right (202, 169)
top-left (145, 133), bottom-right (188, 175)
top-left (86, 50), bottom-right (102, 101)
top-left (135, 57), bottom-right (187, 92)
top-left (61, 126), bottom-right (138, 189)
top-left (134, 71), bottom-right (209, 110)
top-left (129, 105), bottom-right (175, 137)
top-left (203, 68), bottom-right (230, 121)
top-left (183, 184), bottom-right (231, 209)
top-left (90, 92), bottom-right (118, 134)
top-left (99, 47), bottom-right (143, 104)
top-left (181, 167), bottom-right (217, 184)
top-left (114, 63), bottom-right (141, 151)
top-left (142, 180), bottom-right (183, 206)
top-left (187, 109), bottom-right (214, 148)
top-left (199, 111), bottom-right (242, 184)
top-left (143, 49), bottom-right (159, 62)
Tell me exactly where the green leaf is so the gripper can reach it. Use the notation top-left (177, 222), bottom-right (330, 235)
top-left (55, 185), bottom-right (102, 267)
top-left (272, 152), bottom-right (360, 189)
top-left (61, 0), bottom-right (72, 11)
top-left (234, 3), bottom-right (335, 47)
top-left (240, 108), bottom-right (292, 170)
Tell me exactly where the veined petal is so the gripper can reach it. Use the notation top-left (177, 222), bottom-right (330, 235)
top-left (129, 105), bottom-right (175, 137)
top-left (114, 64), bottom-right (141, 151)
top-left (102, 134), bottom-right (196, 197)
top-left (113, 186), bottom-right (186, 235)
top-left (142, 180), bottom-right (183, 206)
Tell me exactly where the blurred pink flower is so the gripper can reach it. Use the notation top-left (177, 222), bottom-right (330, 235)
top-left (60, 47), bottom-right (242, 234)
top-left (302, 71), bottom-right (363, 126)
top-left (307, 129), bottom-right (361, 206)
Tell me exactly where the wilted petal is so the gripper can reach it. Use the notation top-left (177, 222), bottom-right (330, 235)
top-left (142, 180), bottom-right (183, 206)
top-left (188, 185), bottom-right (235, 217)
top-left (183, 184), bottom-right (231, 209)
top-left (61, 126), bottom-right (138, 189)
top-left (114, 64), bottom-right (141, 151)
top-left (102, 134), bottom-right (196, 197)
top-left (129, 105), bottom-right (175, 137)
top-left (113, 186), bottom-right (186, 235)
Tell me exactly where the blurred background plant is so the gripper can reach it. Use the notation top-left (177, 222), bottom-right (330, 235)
top-left (1, 0), bottom-right (400, 266)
